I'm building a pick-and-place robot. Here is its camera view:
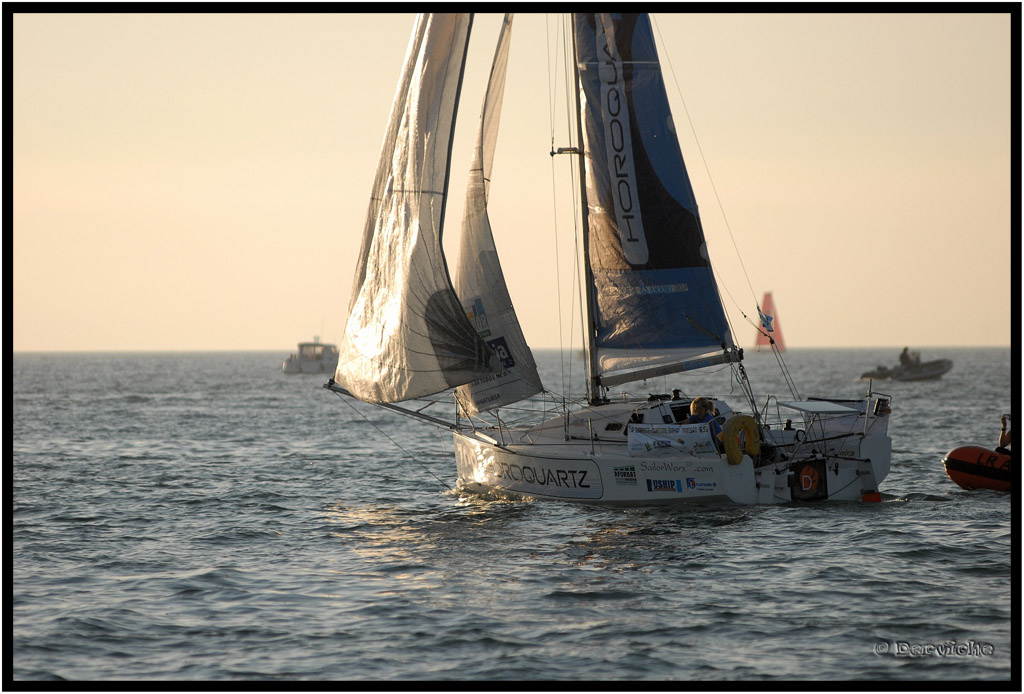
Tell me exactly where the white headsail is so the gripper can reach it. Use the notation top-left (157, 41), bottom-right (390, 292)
top-left (334, 14), bottom-right (498, 404)
top-left (453, 14), bottom-right (543, 415)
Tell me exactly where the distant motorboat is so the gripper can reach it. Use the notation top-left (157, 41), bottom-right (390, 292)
top-left (283, 336), bottom-right (338, 374)
top-left (861, 350), bottom-right (952, 381)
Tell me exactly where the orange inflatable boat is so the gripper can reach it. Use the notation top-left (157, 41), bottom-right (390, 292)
top-left (942, 446), bottom-right (1011, 492)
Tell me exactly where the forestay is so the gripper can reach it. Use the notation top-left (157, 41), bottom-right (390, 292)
top-left (453, 13), bottom-right (543, 416)
top-left (334, 14), bottom-right (498, 404)
top-left (574, 14), bottom-right (735, 388)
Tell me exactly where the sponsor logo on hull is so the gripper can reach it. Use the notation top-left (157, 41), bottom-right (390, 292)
top-left (686, 477), bottom-right (717, 491)
top-left (645, 478), bottom-right (718, 494)
top-left (646, 479), bottom-right (682, 493)
top-left (640, 461), bottom-right (697, 474)
top-left (463, 444), bottom-right (605, 500)
top-left (613, 465), bottom-right (638, 486)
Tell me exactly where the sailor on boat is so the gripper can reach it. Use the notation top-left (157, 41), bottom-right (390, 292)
top-left (686, 397), bottom-right (723, 438)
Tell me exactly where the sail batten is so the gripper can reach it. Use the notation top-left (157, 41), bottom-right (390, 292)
top-left (598, 350), bottom-right (740, 388)
top-left (573, 13), bottom-right (735, 388)
top-left (334, 13), bottom-right (499, 405)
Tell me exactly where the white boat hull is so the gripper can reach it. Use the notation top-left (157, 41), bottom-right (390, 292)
top-left (453, 428), bottom-right (890, 506)
top-left (454, 432), bottom-right (752, 504)
top-left (283, 359), bottom-right (335, 374)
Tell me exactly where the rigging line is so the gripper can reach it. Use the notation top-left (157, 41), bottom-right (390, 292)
top-left (563, 12), bottom-right (583, 406)
top-left (745, 308), bottom-right (799, 399)
top-left (546, 13), bottom-right (558, 146)
top-left (770, 342), bottom-right (801, 400)
top-left (564, 14), bottom-right (592, 404)
top-left (651, 15), bottom-right (758, 310)
top-left (746, 310), bottom-right (799, 400)
top-left (546, 13), bottom-right (569, 402)
top-left (332, 390), bottom-right (452, 491)
top-left (549, 12), bottom-right (585, 407)
top-left (649, 14), bottom-right (781, 413)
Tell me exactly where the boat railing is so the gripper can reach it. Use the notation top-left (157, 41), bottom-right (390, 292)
top-left (456, 388), bottom-right (582, 445)
top-left (762, 392), bottom-right (895, 463)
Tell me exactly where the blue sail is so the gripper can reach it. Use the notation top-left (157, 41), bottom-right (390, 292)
top-left (574, 14), bottom-right (734, 387)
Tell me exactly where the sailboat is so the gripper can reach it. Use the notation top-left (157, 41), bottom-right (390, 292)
top-left (326, 13), bottom-right (893, 505)
top-left (754, 292), bottom-right (786, 352)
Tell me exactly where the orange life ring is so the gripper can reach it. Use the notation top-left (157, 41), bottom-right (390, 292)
top-left (722, 414), bottom-right (761, 465)
top-left (798, 463), bottom-right (819, 492)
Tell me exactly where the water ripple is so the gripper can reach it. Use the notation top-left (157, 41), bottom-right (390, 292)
top-left (12, 349), bottom-right (1014, 681)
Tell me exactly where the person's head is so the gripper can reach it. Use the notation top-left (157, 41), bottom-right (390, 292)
top-left (690, 397), bottom-right (712, 418)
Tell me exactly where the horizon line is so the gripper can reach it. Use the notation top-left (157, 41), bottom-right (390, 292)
top-left (10, 344), bottom-right (1014, 354)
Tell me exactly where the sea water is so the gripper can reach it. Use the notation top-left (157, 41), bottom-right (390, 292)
top-left (11, 348), bottom-right (1015, 682)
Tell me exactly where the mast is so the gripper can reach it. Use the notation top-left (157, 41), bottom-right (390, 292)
top-left (569, 14), bottom-right (602, 405)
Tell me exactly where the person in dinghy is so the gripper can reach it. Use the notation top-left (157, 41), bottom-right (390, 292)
top-left (997, 414), bottom-right (1011, 455)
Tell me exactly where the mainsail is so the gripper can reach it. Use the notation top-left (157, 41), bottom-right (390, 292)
top-left (453, 13), bottom-right (543, 415)
top-left (334, 14), bottom-right (498, 404)
top-left (573, 14), bottom-right (735, 389)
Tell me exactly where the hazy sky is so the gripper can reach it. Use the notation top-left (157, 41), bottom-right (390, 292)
top-left (13, 11), bottom-right (1014, 352)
